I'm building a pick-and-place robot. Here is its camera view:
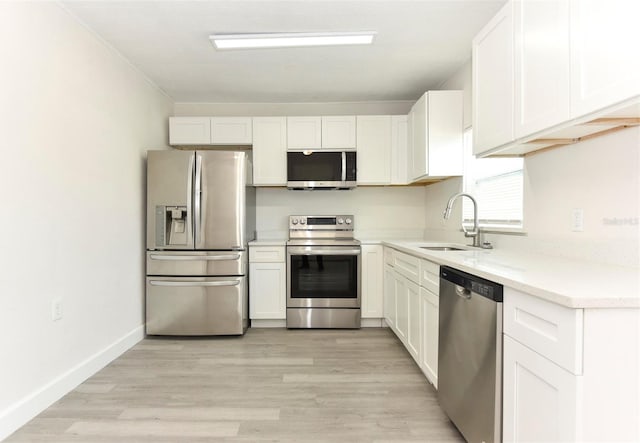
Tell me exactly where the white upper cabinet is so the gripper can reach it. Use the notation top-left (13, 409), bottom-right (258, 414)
top-left (474, 0), bottom-right (640, 157)
top-left (514, 0), bottom-right (570, 138)
top-left (286, 117), bottom-right (322, 150)
top-left (390, 115), bottom-right (409, 185)
top-left (410, 90), bottom-right (464, 180)
top-left (169, 116), bottom-right (252, 145)
top-left (322, 116), bottom-right (356, 149)
top-left (356, 115), bottom-right (392, 185)
top-left (169, 117), bottom-right (211, 145)
top-left (210, 117), bottom-right (253, 144)
top-left (472, 1), bottom-right (514, 156)
top-left (569, 0), bottom-right (640, 118)
top-left (252, 117), bottom-right (287, 186)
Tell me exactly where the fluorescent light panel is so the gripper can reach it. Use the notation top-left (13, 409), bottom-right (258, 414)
top-left (210, 31), bottom-right (376, 50)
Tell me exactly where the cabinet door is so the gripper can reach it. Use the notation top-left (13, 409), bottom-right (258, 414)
top-left (514, 0), bottom-right (570, 138)
top-left (390, 115), bottom-right (409, 185)
top-left (252, 117), bottom-right (287, 186)
top-left (169, 117), bottom-right (211, 145)
top-left (473, 1), bottom-right (514, 155)
top-left (383, 265), bottom-right (396, 329)
top-left (406, 278), bottom-right (421, 363)
top-left (503, 336), bottom-right (578, 442)
top-left (394, 272), bottom-right (408, 343)
top-left (361, 245), bottom-right (384, 318)
top-left (287, 117), bottom-right (322, 149)
top-left (426, 91), bottom-right (463, 177)
top-left (569, 0), bottom-right (640, 118)
top-left (211, 117), bottom-right (252, 144)
top-left (420, 287), bottom-right (439, 388)
top-left (356, 116), bottom-right (391, 185)
top-left (410, 94), bottom-right (427, 180)
top-left (249, 262), bottom-right (286, 319)
top-left (322, 116), bottom-right (356, 149)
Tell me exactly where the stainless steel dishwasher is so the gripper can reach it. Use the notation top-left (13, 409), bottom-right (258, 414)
top-left (438, 266), bottom-right (503, 443)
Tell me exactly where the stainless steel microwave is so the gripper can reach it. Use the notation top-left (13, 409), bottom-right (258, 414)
top-left (287, 151), bottom-right (357, 190)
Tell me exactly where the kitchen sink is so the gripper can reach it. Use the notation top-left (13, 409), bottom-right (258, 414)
top-left (419, 246), bottom-right (466, 251)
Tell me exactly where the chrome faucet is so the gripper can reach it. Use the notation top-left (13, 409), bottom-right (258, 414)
top-left (443, 193), bottom-right (491, 248)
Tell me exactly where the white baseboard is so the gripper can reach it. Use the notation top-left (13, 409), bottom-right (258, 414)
top-left (250, 319), bottom-right (286, 328)
top-left (0, 325), bottom-right (144, 441)
top-left (361, 318), bottom-right (385, 327)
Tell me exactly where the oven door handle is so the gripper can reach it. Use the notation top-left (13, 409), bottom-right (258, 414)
top-left (287, 246), bottom-right (361, 256)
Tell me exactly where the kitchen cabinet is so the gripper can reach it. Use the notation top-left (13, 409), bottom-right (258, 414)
top-left (322, 116), bottom-right (356, 149)
top-left (419, 287), bottom-right (438, 387)
top-left (252, 117), bottom-right (287, 186)
top-left (409, 91), bottom-right (463, 180)
top-left (390, 115), bottom-right (409, 185)
top-left (286, 117), bottom-right (322, 150)
top-left (569, 0), bottom-right (640, 118)
top-left (472, 1), bottom-right (514, 156)
top-left (249, 246), bottom-right (286, 322)
top-left (169, 117), bottom-right (252, 145)
top-left (473, 0), bottom-right (640, 157)
top-left (361, 245), bottom-right (384, 318)
top-left (356, 116), bottom-right (392, 185)
top-left (502, 287), bottom-right (640, 441)
top-left (383, 247), bottom-right (440, 375)
top-left (514, 0), bottom-right (570, 138)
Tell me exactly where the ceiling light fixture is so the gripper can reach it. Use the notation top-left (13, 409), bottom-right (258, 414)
top-left (209, 31), bottom-right (376, 50)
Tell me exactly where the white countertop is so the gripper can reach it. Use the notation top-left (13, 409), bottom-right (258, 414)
top-left (384, 240), bottom-right (640, 309)
top-left (249, 239), bottom-right (287, 246)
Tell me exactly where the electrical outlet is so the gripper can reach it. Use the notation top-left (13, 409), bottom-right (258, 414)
top-left (52, 298), bottom-right (63, 321)
top-left (572, 208), bottom-right (584, 232)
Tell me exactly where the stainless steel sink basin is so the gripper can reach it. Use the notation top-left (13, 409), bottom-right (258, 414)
top-left (419, 246), bottom-right (466, 251)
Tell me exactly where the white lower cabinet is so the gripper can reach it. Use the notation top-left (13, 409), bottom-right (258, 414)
top-left (249, 246), bottom-right (286, 321)
top-left (383, 246), bottom-right (440, 385)
top-left (503, 335), bottom-right (578, 442)
top-left (361, 245), bottom-right (384, 318)
top-left (419, 287), bottom-right (439, 387)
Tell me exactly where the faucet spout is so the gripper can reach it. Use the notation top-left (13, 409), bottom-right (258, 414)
top-left (443, 193), bottom-right (482, 247)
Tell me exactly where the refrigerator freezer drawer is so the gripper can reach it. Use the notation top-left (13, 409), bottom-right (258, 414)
top-left (146, 251), bottom-right (247, 276)
top-left (146, 276), bottom-right (248, 336)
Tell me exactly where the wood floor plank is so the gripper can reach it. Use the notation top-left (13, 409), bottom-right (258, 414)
top-left (6, 328), bottom-right (462, 442)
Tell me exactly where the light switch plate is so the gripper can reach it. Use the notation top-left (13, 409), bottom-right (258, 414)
top-left (572, 208), bottom-right (584, 232)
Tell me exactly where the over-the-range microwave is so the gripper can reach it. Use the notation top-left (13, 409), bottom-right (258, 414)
top-left (287, 151), bottom-right (357, 190)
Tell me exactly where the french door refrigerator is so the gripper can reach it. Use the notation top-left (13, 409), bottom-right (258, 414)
top-left (145, 150), bottom-right (255, 335)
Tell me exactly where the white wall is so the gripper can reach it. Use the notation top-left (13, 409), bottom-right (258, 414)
top-left (426, 62), bottom-right (640, 267)
top-left (256, 187), bottom-right (427, 240)
top-left (0, 3), bottom-right (173, 439)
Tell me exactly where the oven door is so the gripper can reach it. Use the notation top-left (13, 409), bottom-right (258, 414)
top-left (287, 245), bottom-right (361, 308)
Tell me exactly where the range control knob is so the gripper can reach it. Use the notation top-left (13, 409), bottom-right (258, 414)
top-left (345, 218), bottom-right (352, 225)
top-left (300, 219), bottom-right (306, 225)
top-left (337, 218), bottom-right (344, 224)
top-left (292, 219), bottom-right (298, 225)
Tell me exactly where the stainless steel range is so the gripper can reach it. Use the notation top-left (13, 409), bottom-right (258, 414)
top-left (286, 215), bottom-right (361, 329)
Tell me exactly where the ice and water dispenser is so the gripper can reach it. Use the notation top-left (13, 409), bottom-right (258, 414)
top-left (154, 205), bottom-right (188, 247)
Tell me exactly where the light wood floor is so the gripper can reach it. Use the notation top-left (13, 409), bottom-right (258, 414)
top-left (7, 328), bottom-right (463, 442)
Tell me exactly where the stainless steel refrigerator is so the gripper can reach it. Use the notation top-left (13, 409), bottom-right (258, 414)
top-left (145, 150), bottom-right (256, 336)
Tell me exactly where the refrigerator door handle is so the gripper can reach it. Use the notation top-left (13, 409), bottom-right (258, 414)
top-left (149, 280), bottom-right (240, 287)
top-left (194, 153), bottom-right (203, 246)
top-left (149, 254), bottom-right (241, 261)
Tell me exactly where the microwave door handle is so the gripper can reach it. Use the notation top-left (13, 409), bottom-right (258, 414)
top-left (341, 151), bottom-right (346, 182)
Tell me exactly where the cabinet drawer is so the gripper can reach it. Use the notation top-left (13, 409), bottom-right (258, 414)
top-left (249, 246), bottom-right (285, 263)
top-left (420, 259), bottom-right (439, 294)
top-left (393, 250), bottom-right (421, 284)
top-left (504, 287), bottom-right (583, 374)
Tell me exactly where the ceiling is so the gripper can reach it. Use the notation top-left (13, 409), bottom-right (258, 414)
top-left (61, 0), bottom-right (505, 103)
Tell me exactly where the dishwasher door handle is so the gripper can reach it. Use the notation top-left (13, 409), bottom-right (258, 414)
top-left (455, 285), bottom-right (472, 300)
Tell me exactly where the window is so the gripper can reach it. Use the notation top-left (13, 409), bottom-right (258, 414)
top-left (462, 129), bottom-right (523, 229)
